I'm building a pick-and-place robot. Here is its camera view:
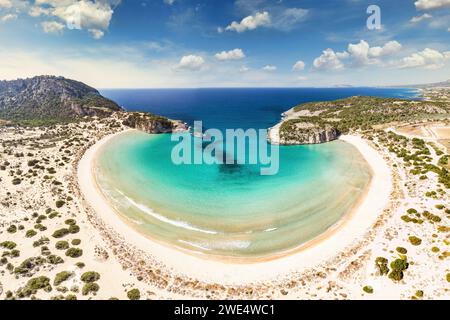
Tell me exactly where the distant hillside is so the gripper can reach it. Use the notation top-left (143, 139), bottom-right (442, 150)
top-left (397, 80), bottom-right (450, 89)
top-left (0, 76), bottom-right (122, 125)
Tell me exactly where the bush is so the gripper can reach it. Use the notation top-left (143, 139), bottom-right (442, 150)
top-left (47, 255), bottom-right (64, 265)
top-left (52, 228), bottom-right (70, 238)
top-left (447, 273), bottom-right (450, 283)
top-left (55, 241), bottom-right (69, 250)
top-left (82, 282), bottom-right (100, 296)
top-left (6, 225), bottom-right (17, 233)
top-left (76, 262), bottom-right (85, 269)
top-left (127, 288), bottom-right (141, 300)
top-left (396, 247), bottom-right (407, 254)
top-left (81, 271), bottom-right (100, 283)
top-left (65, 219), bottom-right (76, 225)
top-left (375, 257), bottom-right (389, 276)
top-left (409, 236), bottom-right (422, 246)
top-left (1, 241), bottom-right (17, 250)
top-left (65, 248), bottom-right (83, 258)
top-left (25, 229), bottom-right (37, 238)
top-left (55, 200), bottom-right (65, 208)
top-left (68, 224), bottom-right (80, 234)
top-left (388, 270), bottom-right (404, 282)
top-left (71, 239), bottom-right (81, 246)
top-left (362, 286), bottom-right (373, 294)
top-left (415, 290), bottom-right (424, 298)
top-left (390, 259), bottom-right (409, 272)
top-left (54, 271), bottom-right (73, 286)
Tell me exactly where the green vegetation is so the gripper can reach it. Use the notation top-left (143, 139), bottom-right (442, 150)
top-left (81, 271), bottom-right (100, 283)
top-left (55, 200), bottom-right (65, 208)
top-left (52, 228), bottom-right (70, 238)
top-left (54, 271), bottom-right (73, 286)
top-left (1, 241), bottom-right (17, 250)
top-left (388, 258), bottom-right (409, 282)
top-left (16, 276), bottom-right (51, 298)
top-left (375, 257), bottom-right (389, 276)
top-left (362, 286), bottom-right (373, 294)
top-left (71, 239), bottom-right (81, 246)
top-left (55, 241), bottom-right (69, 250)
top-left (65, 248), bottom-right (83, 258)
top-left (25, 229), bottom-right (37, 238)
top-left (409, 236), bottom-right (422, 246)
top-left (127, 288), bottom-right (141, 300)
top-left (396, 247), bottom-right (407, 255)
top-left (82, 282), bottom-right (100, 296)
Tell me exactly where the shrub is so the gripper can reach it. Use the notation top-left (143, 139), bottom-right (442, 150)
top-left (409, 236), bottom-right (422, 246)
top-left (375, 257), bottom-right (389, 276)
top-left (25, 229), bottom-right (37, 238)
top-left (6, 225), bottom-right (17, 233)
top-left (127, 288), bottom-right (141, 300)
top-left (33, 237), bottom-right (50, 247)
top-left (68, 224), bottom-right (80, 234)
top-left (55, 241), bottom-right (69, 250)
top-left (1, 241), bottom-right (17, 250)
top-left (82, 282), bottom-right (99, 296)
top-left (47, 255), bottom-right (64, 265)
top-left (65, 248), bottom-right (83, 258)
top-left (76, 262), bottom-right (85, 269)
top-left (65, 294), bottom-right (77, 300)
top-left (435, 204), bottom-right (445, 210)
top-left (65, 219), bottom-right (76, 225)
top-left (390, 259), bottom-right (409, 272)
top-left (396, 247), bottom-right (407, 254)
top-left (447, 273), bottom-right (450, 283)
top-left (55, 200), bottom-right (65, 208)
top-left (415, 290), bottom-right (424, 298)
top-left (52, 228), bottom-right (70, 238)
top-left (18, 276), bottom-right (51, 297)
top-left (54, 271), bottom-right (73, 286)
top-left (388, 270), bottom-right (404, 282)
top-left (81, 271), bottom-right (100, 283)
top-left (71, 239), bottom-right (81, 246)
top-left (362, 286), bottom-right (373, 294)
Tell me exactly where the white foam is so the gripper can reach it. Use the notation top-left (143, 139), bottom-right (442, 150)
top-left (116, 190), bottom-right (219, 235)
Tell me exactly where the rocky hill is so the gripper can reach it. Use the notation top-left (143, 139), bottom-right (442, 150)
top-left (0, 76), bottom-right (122, 125)
top-left (269, 96), bottom-right (450, 145)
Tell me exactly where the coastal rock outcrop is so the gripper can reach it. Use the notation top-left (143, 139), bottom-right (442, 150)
top-left (122, 112), bottom-right (188, 134)
top-left (269, 121), bottom-right (340, 145)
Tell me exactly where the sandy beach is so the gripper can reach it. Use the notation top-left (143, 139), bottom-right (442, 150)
top-left (77, 130), bottom-right (391, 285)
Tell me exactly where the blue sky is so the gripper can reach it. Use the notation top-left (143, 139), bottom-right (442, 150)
top-left (0, 0), bottom-right (449, 88)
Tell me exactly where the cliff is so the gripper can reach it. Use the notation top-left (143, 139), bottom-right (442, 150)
top-left (122, 112), bottom-right (188, 134)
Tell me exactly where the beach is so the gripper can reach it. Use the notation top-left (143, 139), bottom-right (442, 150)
top-left (77, 130), bottom-right (391, 284)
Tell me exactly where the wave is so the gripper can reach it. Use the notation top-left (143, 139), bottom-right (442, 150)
top-left (115, 189), bottom-right (219, 235)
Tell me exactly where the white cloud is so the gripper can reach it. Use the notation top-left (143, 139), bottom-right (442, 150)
top-left (89, 28), bottom-right (104, 39)
top-left (41, 21), bottom-right (65, 34)
top-left (313, 49), bottom-right (348, 71)
top-left (29, 6), bottom-right (50, 17)
top-left (0, 0), bottom-right (12, 9)
top-left (410, 13), bottom-right (432, 23)
top-left (164, 0), bottom-right (175, 5)
top-left (272, 8), bottom-right (308, 31)
top-left (292, 60), bottom-right (305, 71)
top-left (262, 65), bottom-right (277, 71)
top-left (215, 48), bottom-right (246, 61)
top-left (1, 13), bottom-right (17, 22)
top-left (297, 76), bottom-right (307, 81)
top-left (415, 0), bottom-right (450, 10)
top-left (175, 55), bottom-right (205, 71)
top-left (346, 40), bottom-right (402, 66)
top-left (395, 48), bottom-right (450, 69)
top-left (225, 11), bottom-right (270, 33)
top-left (239, 66), bottom-right (249, 73)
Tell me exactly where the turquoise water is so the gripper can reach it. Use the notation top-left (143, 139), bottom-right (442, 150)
top-left (95, 88), bottom-right (416, 259)
top-left (95, 131), bottom-right (371, 258)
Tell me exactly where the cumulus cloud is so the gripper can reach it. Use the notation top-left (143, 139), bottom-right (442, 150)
top-left (175, 55), bottom-right (205, 71)
top-left (395, 48), bottom-right (450, 69)
top-left (1, 13), bottom-right (17, 22)
top-left (0, 0), bottom-right (12, 8)
top-left (89, 28), bottom-right (104, 39)
top-left (347, 40), bottom-right (402, 66)
top-left (41, 20), bottom-right (65, 34)
top-left (415, 0), bottom-right (450, 10)
top-left (224, 11), bottom-right (271, 33)
top-left (313, 49), bottom-right (349, 71)
top-left (164, 0), bottom-right (175, 5)
top-left (410, 13), bottom-right (432, 23)
top-left (215, 48), bottom-right (246, 61)
top-left (292, 60), bottom-right (305, 71)
top-left (262, 65), bottom-right (277, 71)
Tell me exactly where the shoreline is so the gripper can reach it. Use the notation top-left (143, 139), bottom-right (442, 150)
top-left (77, 129), bottom-right (392, 285)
